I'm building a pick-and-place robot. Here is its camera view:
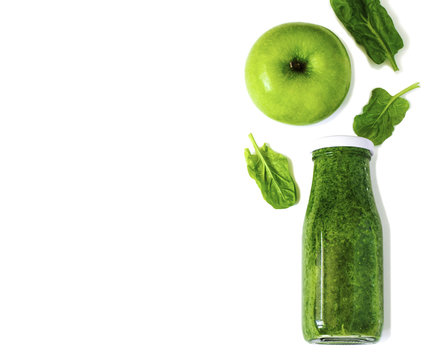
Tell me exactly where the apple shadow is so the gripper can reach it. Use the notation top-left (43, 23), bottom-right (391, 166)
top-left (370, 147), bottom-right (391, 341)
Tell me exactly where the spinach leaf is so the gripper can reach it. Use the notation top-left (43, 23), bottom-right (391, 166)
top-left (330, 0), bottom-right (403, 71)
top-left (244, 133), bottom-right (299, 209)
top-left (353, 82), bottom-right (419, 145)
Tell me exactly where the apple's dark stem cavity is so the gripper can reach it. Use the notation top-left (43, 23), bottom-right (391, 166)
top-left (289, 59), bottom-right (307, 73)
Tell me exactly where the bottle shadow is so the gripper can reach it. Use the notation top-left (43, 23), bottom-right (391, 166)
top-left (370, 147), bottom-right (391, 341)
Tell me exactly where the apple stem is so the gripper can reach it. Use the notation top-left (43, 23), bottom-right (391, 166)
top-left (289, 59), bottom-right (307, 73)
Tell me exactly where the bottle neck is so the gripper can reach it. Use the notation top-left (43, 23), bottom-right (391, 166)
top-left (311, 147), bottom-right (372, 195)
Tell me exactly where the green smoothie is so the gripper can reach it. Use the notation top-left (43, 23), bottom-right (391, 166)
top-left (302, 145), bottom-right (383, 344)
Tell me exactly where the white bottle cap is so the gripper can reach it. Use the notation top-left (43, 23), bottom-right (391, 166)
top-left (312, 135), bottom-right (375, 155)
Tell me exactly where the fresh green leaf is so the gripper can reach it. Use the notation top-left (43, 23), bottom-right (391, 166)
top-left (353, 82), bottom-right (420, 145)
top-left (330, 0), bottom-right (403, 71)
top-left (244, 133), bottom-right (299, 209)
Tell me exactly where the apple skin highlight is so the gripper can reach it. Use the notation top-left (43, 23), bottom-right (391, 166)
top-left (245, 22), bottom-right (351, 126)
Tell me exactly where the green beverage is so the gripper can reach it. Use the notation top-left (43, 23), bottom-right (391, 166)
top-left (302, 136), bottom-right (383, 344)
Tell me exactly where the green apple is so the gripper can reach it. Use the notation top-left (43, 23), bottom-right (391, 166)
top-left (245, 22), bottom-right (351, 125)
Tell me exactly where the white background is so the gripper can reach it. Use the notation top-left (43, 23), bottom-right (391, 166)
top-left (0, 0), bottom-right (441, 358)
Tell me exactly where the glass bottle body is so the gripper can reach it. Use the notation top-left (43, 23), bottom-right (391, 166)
top-left (302, 146), bottom-right (383, 344)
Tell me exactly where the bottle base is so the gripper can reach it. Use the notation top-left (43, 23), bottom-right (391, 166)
top-left (308, 335), bottom-right (379, 345)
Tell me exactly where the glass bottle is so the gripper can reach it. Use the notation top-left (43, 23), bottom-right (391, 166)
top-left (302, 136), bottom-right (383, 344)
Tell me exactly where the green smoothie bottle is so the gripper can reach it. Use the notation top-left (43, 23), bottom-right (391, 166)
top-left (302, 136), bottom-right (383, 344)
